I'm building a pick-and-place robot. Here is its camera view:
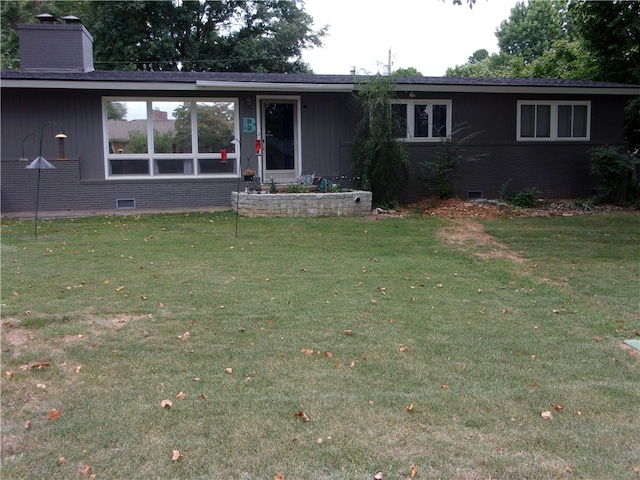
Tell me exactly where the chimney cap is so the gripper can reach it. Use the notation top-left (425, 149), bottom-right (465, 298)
top-left (35, 13), bottom-right (57, 23)
top-left (62, 15), bottom-right (82, 24)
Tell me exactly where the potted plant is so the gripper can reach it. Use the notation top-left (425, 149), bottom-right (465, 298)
top-left (243, 168), bottom-right (256, 182)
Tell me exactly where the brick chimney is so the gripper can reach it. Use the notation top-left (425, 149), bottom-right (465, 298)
top-left (18, 14), bottom-right (94, 73)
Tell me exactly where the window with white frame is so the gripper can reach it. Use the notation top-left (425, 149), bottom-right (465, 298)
top-left (392, 100), bottom-right (452, 141)
top-left (104, 98), bottom-right (238, 177)
top-left (517, 101), bottom-right (590, 141)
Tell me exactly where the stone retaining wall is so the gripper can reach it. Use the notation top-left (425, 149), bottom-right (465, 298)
top-left (231, 191), bottom-right (372, 217)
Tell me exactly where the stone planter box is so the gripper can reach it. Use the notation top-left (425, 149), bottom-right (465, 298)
top-left (231, 191), bottom-right (372, 217)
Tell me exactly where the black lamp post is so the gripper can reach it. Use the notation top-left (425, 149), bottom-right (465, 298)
top-left (20, 122), bottom-right (67, 239)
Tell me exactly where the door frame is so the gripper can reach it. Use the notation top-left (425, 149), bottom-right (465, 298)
top-left (256, 95), bottom-right (302, 182)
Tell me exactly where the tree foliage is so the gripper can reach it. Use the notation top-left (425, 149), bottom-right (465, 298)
top-left (496, 0), bottom-right (567, 64)
top-left (0, 0), bottom-right (326, 73)
top-left (351, 75), bottom-right (409, 208)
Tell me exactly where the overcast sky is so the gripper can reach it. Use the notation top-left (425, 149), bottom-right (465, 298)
top-left (302, 0), bottom-right (521, 76)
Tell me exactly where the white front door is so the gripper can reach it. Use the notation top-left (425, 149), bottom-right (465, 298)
top-left (260, 98), bottom-right (300, 183)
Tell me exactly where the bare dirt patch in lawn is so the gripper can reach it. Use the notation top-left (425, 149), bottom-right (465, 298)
top-left (406, 198), bottom-right (528, 262)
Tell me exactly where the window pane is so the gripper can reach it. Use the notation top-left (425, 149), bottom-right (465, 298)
top-left (536, 105), bottom-right (551, 137)
top-left (199, 159), bottom-right (236, 174)
top-left (391, 103), bottom-right (407, 138)
top-left (154, 159), bottom-right (193, 175)
top-left (558, 105), bottom-right (572, 137)
top-left (107, 101), bottom-right (148, 153)
top-left (109, 159), bottom-right (148, 175)
top-left (432, 104), bottom-right (448, 137)
top-left (414, 105), bottom-right (429, 137)
top-left (573, 105), bottom-right (588, 137)
top-left (520, 105), bottom-right (535, 138)
top-left (152, 101), bottom-right (191, 153)
top-left (197, 102), bottom-right (235, 153)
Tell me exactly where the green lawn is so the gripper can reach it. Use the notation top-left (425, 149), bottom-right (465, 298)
top-left (1, 211), bottom-right (639, 479)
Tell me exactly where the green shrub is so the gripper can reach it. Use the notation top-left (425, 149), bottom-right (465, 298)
top-left (590, 145), bottom-right (636, 203)
top-left (508, 187), bottom-right (541, 208)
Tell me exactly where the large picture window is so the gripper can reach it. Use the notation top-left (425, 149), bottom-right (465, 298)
top-left (104, 98), bottom-right (238, 178)
top-left (517, 101), bottom-right (590, 141)
top-left (392, 100), bottom-right (452, 141)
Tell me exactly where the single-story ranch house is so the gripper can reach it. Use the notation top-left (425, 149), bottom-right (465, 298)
top-left (2, 17), bottom-right (639, 215)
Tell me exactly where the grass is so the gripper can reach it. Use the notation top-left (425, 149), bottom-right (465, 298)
top-left (1, 211), bottom-right (639, 479)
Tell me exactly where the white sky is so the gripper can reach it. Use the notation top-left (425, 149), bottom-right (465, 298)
top-left (302, 0), bottom-right (520, 76)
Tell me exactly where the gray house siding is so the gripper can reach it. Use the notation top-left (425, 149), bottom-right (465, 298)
top-left (385, 92), bottom-right (630, 202)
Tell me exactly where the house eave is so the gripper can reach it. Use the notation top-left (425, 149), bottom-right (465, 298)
top-left (1, 78), bottom-right (639, 96)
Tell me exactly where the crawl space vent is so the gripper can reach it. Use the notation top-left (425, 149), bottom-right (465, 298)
top-left (116, 198), bottom-right (136, 209)
top-left (467, 190), bottom-right (483, 199)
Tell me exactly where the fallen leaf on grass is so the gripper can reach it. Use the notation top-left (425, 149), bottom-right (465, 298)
top-left (30, 362), bottom-right (50, 370)
top-left (300, 348), bottom-right (314, 356)
top-left (115, 285), bottom-right (125, 292)
top-left (5, 371), bottom-right (13, 379)
top-left (551, 403), bottom-right (563, 411)
top-left (541, 410), bottom-right (552, 419)
top-left (160, 399), bottom-right (173, 409)
top-left (374, 472), bottom-right (384, 480)
top-left (411, 464), bottom-right (418, 478)
top-left (75, 365), bottom-right (82, 374)
top-left (405, 403), bottom-right (414, 413)
top-left (171, 450), bottom-right (183, 461)
top-left (24, 420), bottom-right (31, 429)
top-left (274, 471), bottom-right (285, 480)
top-left (79, 465), bottom-right (92, 476)
top-left (199, 394), bottom-right (208, 401)
top-left (225, 367), bottom-right (233, 374)
top-left (36, 383), bottom-right (46, 389)
top-left (48, 409), bottom-right (61, 421)
top-left (344, 330), bottom-right (353, 335)
top-left (293, 410), bottom-right (310, 422)
top-left (399, 345), bottom-right (409, 353)
top-left (176, 391), bottom-right (186, 400)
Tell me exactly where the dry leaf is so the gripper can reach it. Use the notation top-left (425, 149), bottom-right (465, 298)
top-left (374, 473), bottom-right (384, 480)
top-left (171, 450), bottom-right (183, 461)
top-left (58, 456), bottom-right (66, 464)
top-left (24, 420), bottom-right (31, 429)
top-left (411, 464), bottom-right (418, 478)
top-left (325, 351), bottom-right (333, 358)
top-left (399, 345), bottom-right (409, 353)
top-left (160, 399), bottom-right (173, 409)
top-left (48, 409), bottom-right (61, 421)
top-left (541, 410), bottom-right (552, 419)
top-left (225, 367), bottom-right (233, 374)
top-left (301, 348), bottom-right (313, 356)
top-left (293, 410), bottom-right (310, 422)
top-left (5, 371), bottom-right (13, 379)
top-left (199, 394), bottom-right (208, 400)
top-left (182, 332), bottom-right (191, 339)
top-left (75, 365), bottom-right (82, 374)
top-left (405, 403), bottom-right (414, 412)
top-left (12, 291), bottom-right (20, 297)
top-left (440, 384), bottom-right (449, 389)
top-left (176, 391), bottom-right (186, 400)
top-left (349, 360), bottom-right (357, 368)
top-left (79, 465), bottom-right (92, 476)
top-left (30, 362), bottom-right (50, 370)
top-left (115, 285), bottom-right (125, 292)
top-left (36, 383), bottom-right (46, 389)
top-left (274, 471), bottom-right (285, 480)
top-left (551, 403), bottom-right (563, 411)
top-left (344, 330), bottom-right (353, 335)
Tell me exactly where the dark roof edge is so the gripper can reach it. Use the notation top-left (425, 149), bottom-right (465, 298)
top-left (1, 70), bottom-right (639, 94)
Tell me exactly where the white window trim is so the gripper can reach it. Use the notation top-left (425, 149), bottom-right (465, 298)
top-left (103, 97), bottom-right (240, 179)
top-left (392, 99), bottom-right (452, 142)
top-left (516, 100), bottom-right (591, 141)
